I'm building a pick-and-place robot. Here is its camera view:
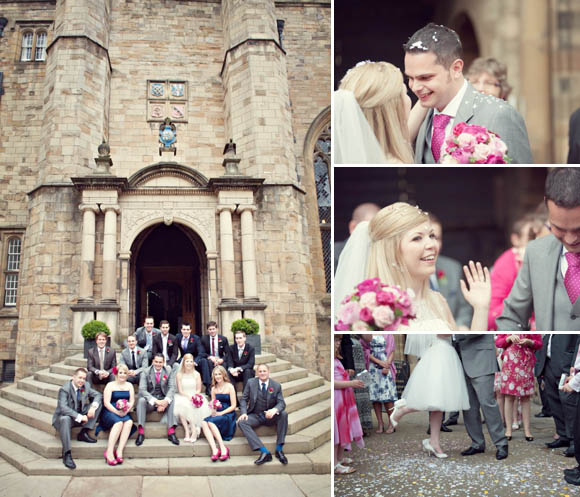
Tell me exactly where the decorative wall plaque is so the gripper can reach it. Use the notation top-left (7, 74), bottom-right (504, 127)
top-left (147, 80), bottom-right (188, 122)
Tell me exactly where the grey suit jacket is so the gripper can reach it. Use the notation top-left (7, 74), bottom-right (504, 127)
top-left (240, 377), bottom-right (286, 416)
top-left (134, 326), bottom-right (160, 350)
top-left (435, 255), bottom-right (472, 328)
top-left (119, 346), bottom-right (149, 374)
top-left (138, 365), bottom-right (175, 403)
top-left (52, 380), bottom-right (102, 428)
top-left (496, 235), bottom-right (580, 331)
top-left (415, 83), bottom-right (533, 164)
top-left (455, 334), bottom-right (498, 378)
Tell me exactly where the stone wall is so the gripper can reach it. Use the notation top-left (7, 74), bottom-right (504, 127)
top-left (15, 186), bottom-right (82, 378)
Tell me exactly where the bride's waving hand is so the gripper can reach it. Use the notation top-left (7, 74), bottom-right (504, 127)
top-left (460, 260), bottom-right (491, 331)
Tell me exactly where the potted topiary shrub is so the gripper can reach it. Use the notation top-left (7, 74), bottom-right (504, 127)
top-left (81, 320), bottom-right (111, 358)
top-left (231, 318), bottom-right (260, 354)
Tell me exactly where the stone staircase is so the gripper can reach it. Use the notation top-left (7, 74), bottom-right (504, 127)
top-left (0, 352), bottom-right (330, 476)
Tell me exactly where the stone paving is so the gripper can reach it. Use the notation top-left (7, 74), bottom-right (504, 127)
top-left (335, 410), bottom-right (579, 497)
top-left (0, 459), bottom-right (330, 497)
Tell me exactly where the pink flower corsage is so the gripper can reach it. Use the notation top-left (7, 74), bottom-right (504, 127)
top-left (112, 366), bottom-right (118, 375)
top-left (268, 387), bottom-right (274, 394)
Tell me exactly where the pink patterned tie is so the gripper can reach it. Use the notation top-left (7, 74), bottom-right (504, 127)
top-left (431, 114), bottom-right (451, 163)
top-left (565, 252), bottom-right (580, 304)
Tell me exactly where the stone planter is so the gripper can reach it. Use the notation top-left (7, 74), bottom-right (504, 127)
top-left (246, 334), bottom-right (261, 355)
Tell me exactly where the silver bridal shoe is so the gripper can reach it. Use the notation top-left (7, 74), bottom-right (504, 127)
top-left (390, 398), bottom-right (407, 429)
top-left (422, 438), bottom-right (448, 459)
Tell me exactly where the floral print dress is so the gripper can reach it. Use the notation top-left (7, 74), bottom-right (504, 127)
top-left (496, 334), bottom-right (543, 397)
top-left (368, 335), bottom-right (398, 403)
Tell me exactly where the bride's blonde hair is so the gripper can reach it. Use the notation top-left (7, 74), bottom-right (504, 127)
top-left (339, 62), bottom-right (414, 164)
top-left (367, 202), bottom-right (439, 314)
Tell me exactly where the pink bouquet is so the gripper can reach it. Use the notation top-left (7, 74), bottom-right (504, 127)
top-left (191, 393), bottom-right (204, 408)
top-left (440, 122), bottom-right (511, 164)
top-left (211, 399), bottom-right (222, 410)
top-left (115, 399), bottom-right (129, 412)
top-left (334, 278), bottom-right (416, 331)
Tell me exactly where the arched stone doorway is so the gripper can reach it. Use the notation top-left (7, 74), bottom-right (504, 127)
top-left (450, 12), bottom-right (480, 70)
top-left (129, 223), bottom-right (207, 335)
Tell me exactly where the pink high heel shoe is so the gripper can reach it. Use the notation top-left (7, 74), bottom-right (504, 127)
top-left (210, 449), bottom-right (221, 462)
top-left (114, 450), bottom-right (124, 464)
top-left (104, 450), bottom-right (117, 466)
top-left (219, 447), bottom-right (230, 461)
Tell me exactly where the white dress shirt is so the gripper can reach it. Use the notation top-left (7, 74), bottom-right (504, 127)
top-left (432, 79), bottom-right (469, 144)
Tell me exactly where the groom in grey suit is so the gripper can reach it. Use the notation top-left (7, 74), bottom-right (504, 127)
top-left (497, 168), bottom-right (580, 331)
top-left (456, 334), bottom-right (508, 460)
top-left (404, 23), bottom-right (532, 164)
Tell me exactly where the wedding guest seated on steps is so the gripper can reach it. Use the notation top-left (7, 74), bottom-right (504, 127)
top-left (228, 329), bottom-right (255, 391)
top-left (237, 363), bottom-right (288, 466)
top-left (52, 367), bottom-right (101, 469)
top-left (87, 331), bottom-right (116, 386)
top-left (135, 353), bottom-right (180, 446)
top-left (119, 334), bottom-right (148, 384)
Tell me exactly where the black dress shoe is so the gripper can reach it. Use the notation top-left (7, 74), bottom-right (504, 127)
top-left (440, 424), bottom-right (452, 433)
top-left (565, 473), bottom-right (580, 486)
top-left (168, 433), bottom-right (180, 445)
top-left (564, 444), bottom-right (575, 457)
top-left (136, 434), bottom-right (145, 446)
top-left (63, 451), bottom-right (76, 469)
top-left (254, 452), bottom-right (273, 465)
top-left (443, 420), bottom-right (458, 427)
top-left (546, 439), bottom-right (570, 449)
top-left (564, 467), bottom-right (580, 477)
top-left (77, 430), bottom-right (97, 443)
top-left (496, 446), bottom-right (508, 460)
top-left (275, 450), bottom-right (288, 465)
top-left (535, 412), bottom-right (550, 418)
top-left (461, 446), bottom-right (485, 456)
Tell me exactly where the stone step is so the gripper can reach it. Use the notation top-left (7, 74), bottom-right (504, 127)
top-left (0, 391), bottom-right (329, 440)
top-left (0, 434), bottom-right (328, 476)
top-left (34, 369), bottom-right (71, 387)
top-left (49, 362), bottom-right (308, 384)
top-left (0, 410), bottom-right (324, 459)
top-left (12, 376), bottom-right (328, 419)
top-left (64, 352), bottom-right (279, 368)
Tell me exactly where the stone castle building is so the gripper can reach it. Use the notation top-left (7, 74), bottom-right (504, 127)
top-left (0, 0), bottom-right (331, 381)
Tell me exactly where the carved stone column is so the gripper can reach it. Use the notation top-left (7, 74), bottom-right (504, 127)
top-left (240, 206), bottom-right (258, 301)
top-left (217, 204), bottom-right (236, 302)
top-left (101, 204), bottom-right (120, 303)
top-left (79, 203), bottom-right (98, 302)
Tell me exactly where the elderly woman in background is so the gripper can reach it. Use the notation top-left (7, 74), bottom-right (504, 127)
top-left (466, 57), bottom-right (512, 100)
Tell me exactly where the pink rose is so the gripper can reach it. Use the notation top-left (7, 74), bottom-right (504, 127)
top-left (372, 305), bottom-right (395, 329)
top-left (359, 307), bottom-right (374, 322)
top-left (356, 278), bottom-right (380, 294)
top-left (485, 154), bottom-right (506, 164)
top-left (451, 147), bottom-right (471, 163)
top-left (472, 143), bottom-right (491, 162)
top-left (376, 290), bottom-right (396, 306)
top-left (359, 291), bottom-right (377, 310)
top-left (338, 301), bottom-right (361, 325)
top-left (469, 125), bottom-right (490, 144)
top-left (441, 153), bottom-right (459, 164)
top-left (334, 320), bottom-right (350, 331)
top-left (352, 320), bottom-right (371, 331)
top-left (453, 122), bottom-right (468, 136)
top-left (456, 132), bottom-right (476, 151)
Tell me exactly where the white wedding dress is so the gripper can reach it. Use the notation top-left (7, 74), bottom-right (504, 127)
top-left (173, 374), bottom-right (211, 432)
top-left (402, 333), bottom-right (470, 412)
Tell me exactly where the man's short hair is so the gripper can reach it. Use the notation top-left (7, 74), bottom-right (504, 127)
top-left (545, 167), bottom-right (580, 208)
top-left (159, 320), bottom-right (169, 327)
top-left (257, 363), bottom-right (269, 371)
top-left (95, 331), bottom-right (108, 340)
top-left (127, 334), bottom-right (137, 341)
top-left (181, 322), bottom-right (191, 329)
top-left (206, 321), bottom-right (218, 329)
top-left (234, 330), bottom-right (246, 337)
top-left (73, 367), bottom-right (87, 376)
top-left (144, 316), bottom-right (154, 322)
top-left (403, 22), bottom-right (462, 68)
top-left (152, 353), bottom-right (165, 362)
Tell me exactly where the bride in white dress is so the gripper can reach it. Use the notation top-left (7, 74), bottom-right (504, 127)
top-left (173, 353), bottom-right (211, 442)
top-left (334, 202), bottom-right (492, 457)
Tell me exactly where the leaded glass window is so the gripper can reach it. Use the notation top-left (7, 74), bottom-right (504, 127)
top-left (20, 32), bottom-right (33, 61)
top-left (4, 237), bottom-right (21, 306)
top-left (314, 124), bottom-right (331, 293)
top-left (35, 32), bottom-right (47, 61)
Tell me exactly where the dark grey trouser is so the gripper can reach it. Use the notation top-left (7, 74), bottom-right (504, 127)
top-left (54, 405), bottom-right (102, 455)
top-left (238, 411), bottom-right (288, 451)
top-left (462, 373), bottom-right (507, 450)
top-left (545, 360), bottom-right (577, 441)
